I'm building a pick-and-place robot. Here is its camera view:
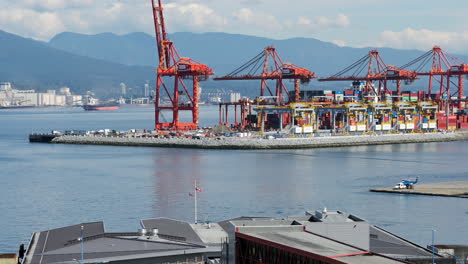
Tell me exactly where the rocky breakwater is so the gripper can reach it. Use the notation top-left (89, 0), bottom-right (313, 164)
top-left (52, 132), bottom-right (468, 150)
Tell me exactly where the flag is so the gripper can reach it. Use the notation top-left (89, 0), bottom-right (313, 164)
top-left (195, 187), bottom-right (202, 192)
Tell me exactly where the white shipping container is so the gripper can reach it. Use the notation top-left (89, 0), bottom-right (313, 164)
top-left (375, 125), bottom-right (382, 131)
top-left (382, 124), bottom-right (391, 130)
top-left (406, 123), bottom-right (415, 130)
top-left (303, 126), bottom-right (313, 133)
top-left (399, 124), bottom-right (406, 130)
top-left (349, 126), bottom-right (356, 132)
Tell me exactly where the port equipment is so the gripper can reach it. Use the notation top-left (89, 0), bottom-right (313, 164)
top-left (254, 103), bottom-right (320, 134)
top-left (150, 0), bottom-right (213, 130)
top-left (218, 99), bottom-right (254, 130)
top-left (393, 102), bottom-right (417, 132)
top-left (418, 102), bottom-right (438, 131)
top-left (290, 103), bottom-right (319, 133)
top-left (400, 46), bottom-right (468, 110)
top-left (255, 105), bottom-right (293, 134)
top-left (319, 50), bottom-right (418, 99)
top-left (344, 103), bottom-right (368, 133)
top-left (370, 103), bottom-right (392, 132)
top-left (214, 47), bottom-right (316, 105)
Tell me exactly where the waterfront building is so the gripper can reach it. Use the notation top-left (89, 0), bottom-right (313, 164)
top-left (0, 83), bottom-right (83, 107)
top-left (22, 210), bottom-right (454, 264)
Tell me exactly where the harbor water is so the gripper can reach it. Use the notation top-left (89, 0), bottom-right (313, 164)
top-left (1, 106), bottom-right (468, 252)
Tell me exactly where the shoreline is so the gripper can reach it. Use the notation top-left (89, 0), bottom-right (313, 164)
top-left (51, 132), bottom-right (468, 150)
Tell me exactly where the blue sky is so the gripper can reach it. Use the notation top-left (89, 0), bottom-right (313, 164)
top-left (1, 0), bottom-right (468, 54)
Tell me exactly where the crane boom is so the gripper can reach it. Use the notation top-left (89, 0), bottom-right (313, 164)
top-left (214, 47), bottom-right (316, 104)
top-left (151, 0), bottom-right (171, 69)
top-left (150, 0), bottom-right (213, 131)
top-left (319, 50), bottom-right (418, 99)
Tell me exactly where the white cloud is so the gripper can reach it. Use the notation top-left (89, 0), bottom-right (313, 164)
top-left (232, 8), bottom-right (350, 37)
top-left (232, 8), bottom-right (281, 32)
top-left (0, 8), bottom-right (65, 40)
top-left (20, 0), bottom-right (95, 10)
top-left (375, 28), bottom-right (468, 53)
top-left (295, 14), bottom-right (350, 32)
top-left (165, 3), bottom-right (227, 32)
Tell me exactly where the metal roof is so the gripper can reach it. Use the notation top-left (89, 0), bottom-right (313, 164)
top-left (191, 223), bottom-right (228, 245)
top-left (24, 221), bottom-right (209, 264)
top-left (336, 254), bottom-right (406, 264)
top-left (141, 218), bottom-right (206, 245)
top-left (25, 222), bottom-right (105, 264)
top-left (237, 229), bottom-right (408, 264)
top-left (370, 226), bottom-right (434, 257)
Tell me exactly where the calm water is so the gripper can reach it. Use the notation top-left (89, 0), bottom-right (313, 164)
top-left (1, 106), bottom-right (468, 252)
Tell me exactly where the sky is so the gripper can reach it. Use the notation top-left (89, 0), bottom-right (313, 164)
top-left (1, 0), bottom-right (468, 54)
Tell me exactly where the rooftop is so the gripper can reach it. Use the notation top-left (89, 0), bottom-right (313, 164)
top-left (24, 221), bottom-right (214, 264)
top-left (237, 228), bottom-right (407, 264)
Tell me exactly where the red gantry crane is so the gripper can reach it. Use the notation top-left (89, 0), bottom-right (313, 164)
top-left (319, 50), bottom-right (418, 99)
top-left (400, 46), bottom-right (467, 109)
top-left (151, 0), bottom-right (214, 131)
top-left (214, 46), bottom-right (316, 105)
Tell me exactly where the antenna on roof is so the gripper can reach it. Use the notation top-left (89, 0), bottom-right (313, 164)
top-left (80, 225), bottom-right (84, 264)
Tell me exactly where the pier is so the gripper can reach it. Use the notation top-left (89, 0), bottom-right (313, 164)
top-left (51, 132), bottom-right (468, 150)
top-left (370, 181), bottom-right (468, 198)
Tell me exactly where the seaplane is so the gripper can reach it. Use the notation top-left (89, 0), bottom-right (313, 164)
top-left (393, 177), bottom-right (419, 189)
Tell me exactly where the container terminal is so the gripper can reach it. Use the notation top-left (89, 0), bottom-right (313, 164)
top-left (147, 1), bottom-right (468, 135)
top-left (16, 209), bottom-right (464, 264)
top-left (28, 0), bottom-right (468, 147)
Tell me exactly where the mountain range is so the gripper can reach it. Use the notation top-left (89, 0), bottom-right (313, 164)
top-left (0, 30), bottom-right (153, 97)
top-left (49, 31), bottom-right (435, 76)
top-left (2, 29), bottom-right (467, 98)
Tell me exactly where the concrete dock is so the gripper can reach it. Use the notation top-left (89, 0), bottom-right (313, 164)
top-left (370, 181), bottom-right (468, 198)
top-left (51, 132), bottom-right (468, 150)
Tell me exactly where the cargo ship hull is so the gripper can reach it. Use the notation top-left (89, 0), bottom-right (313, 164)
top-left (29, 134), bottom-right (58, 143)
top-left (0, 105), bottom-right (36, 110)
top-left (83, 103), bottom-right (119, 111)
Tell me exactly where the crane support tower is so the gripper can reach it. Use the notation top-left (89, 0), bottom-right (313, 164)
top-left (319, 50), bottom-right (418, 99)
top-left (214, 47), bottom-right (316, 105)
top-left (400, 46), bottom-right (468, 109)
top-left (151, 0), bottom-right (213, 131)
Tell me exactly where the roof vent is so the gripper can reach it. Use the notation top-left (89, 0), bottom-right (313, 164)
top-left (138, 228), bottom-right (147, 236)
top-left (151, 228), bottom-right (159, 236)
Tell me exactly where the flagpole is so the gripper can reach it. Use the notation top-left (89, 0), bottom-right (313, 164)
top-left (194, 179), bottom-right (198, 224)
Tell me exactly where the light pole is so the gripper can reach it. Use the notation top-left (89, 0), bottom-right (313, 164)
top-left (80, 225), bottom-right (84, 264)
top-left (431, 229), bottom-right (436, 264)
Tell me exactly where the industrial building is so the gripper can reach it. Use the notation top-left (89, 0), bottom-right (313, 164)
top-left (221, 209), bottom-right (450, 264)
top-left (201, 92), bottom-right (242, 104)
top-left (22, 210), bottom-right (454, 264)
top-left (23, 219), bottom-right (224, 264)
top-left (0, 83), bottom-right (83, 108)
